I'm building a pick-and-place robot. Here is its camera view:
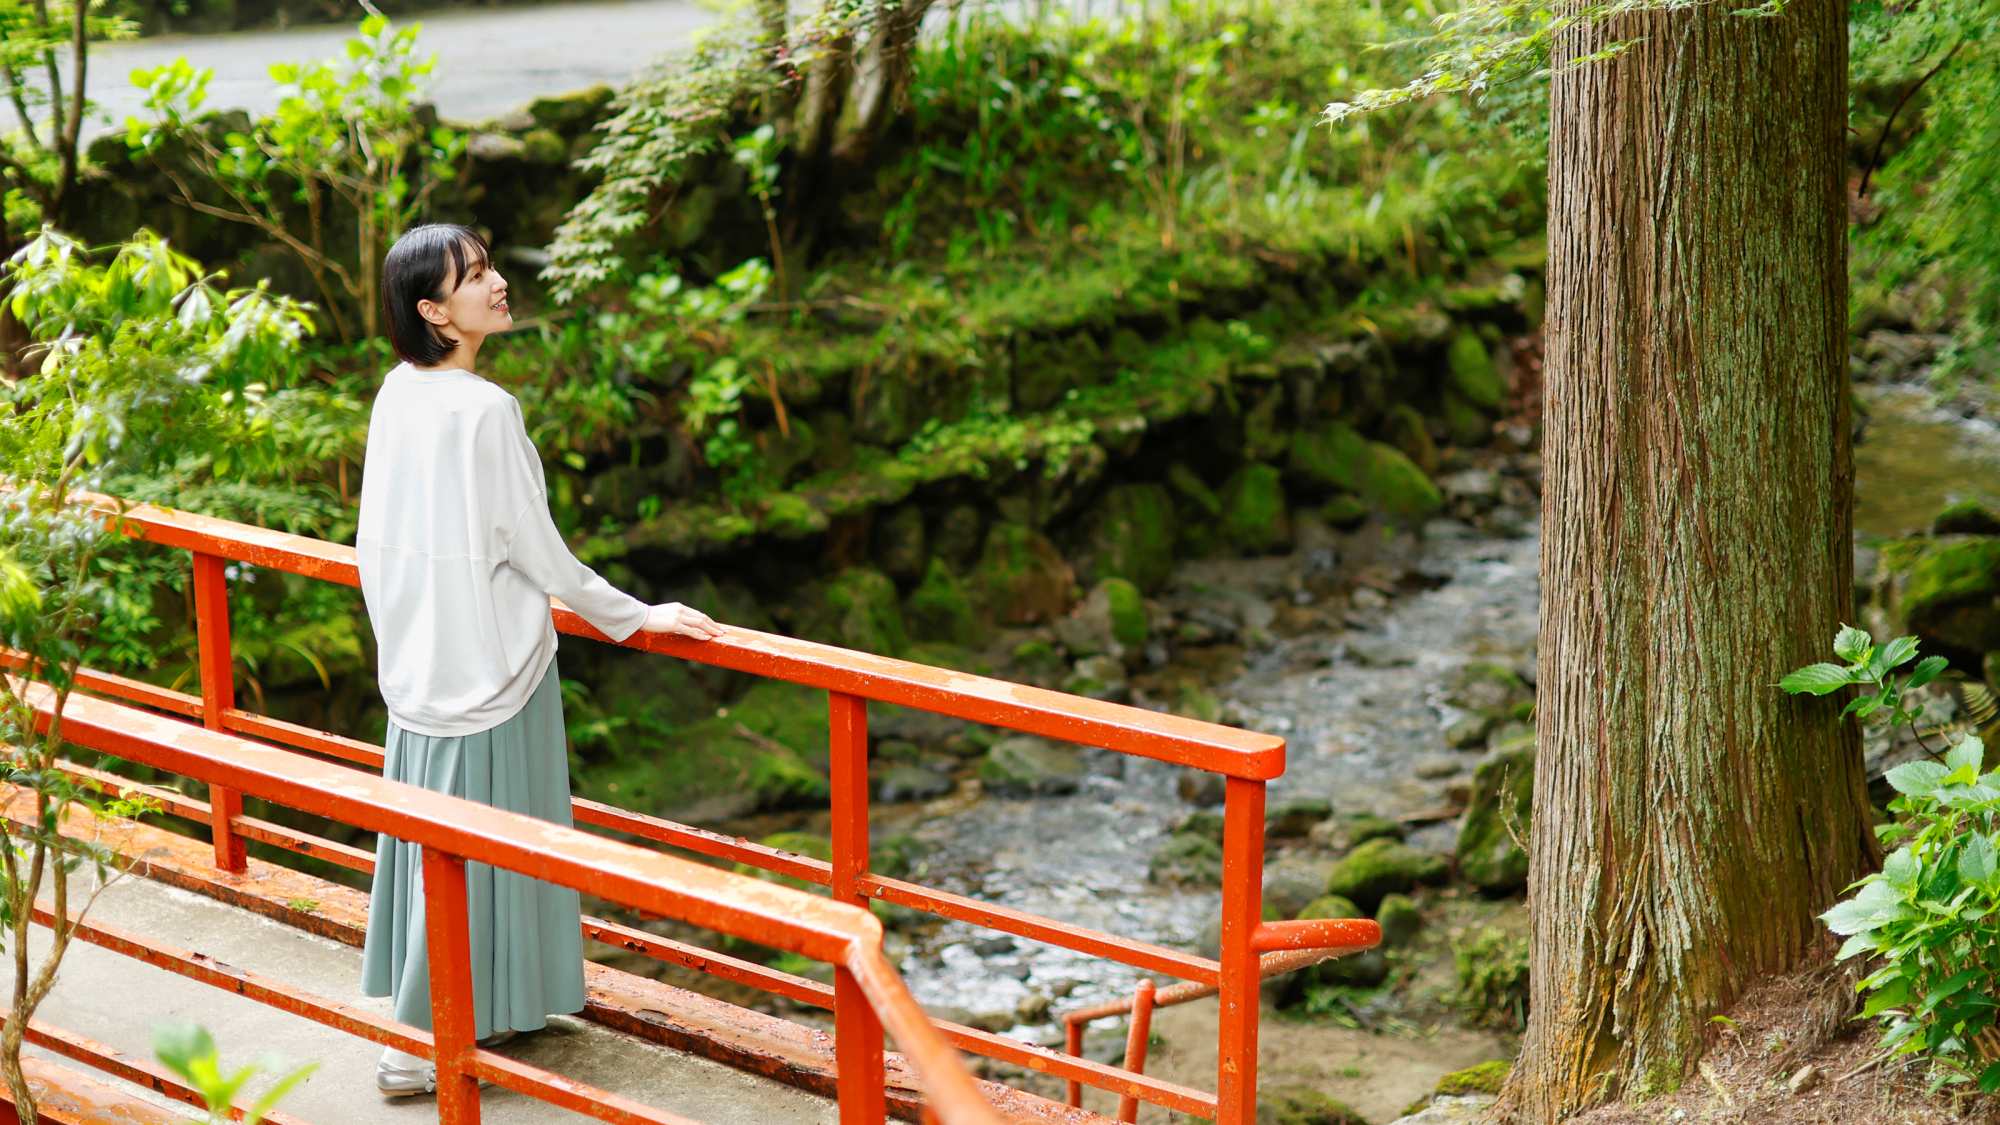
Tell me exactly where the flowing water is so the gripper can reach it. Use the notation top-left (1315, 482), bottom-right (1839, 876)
top-left (878, 380), bottom-right (2000, 1044)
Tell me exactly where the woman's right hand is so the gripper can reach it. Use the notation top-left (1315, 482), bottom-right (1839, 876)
top-left (640, 602), bottom-right (726, 641)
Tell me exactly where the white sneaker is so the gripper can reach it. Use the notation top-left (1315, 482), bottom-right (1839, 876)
top-left (375, 1058), bottom-right (435, 1098)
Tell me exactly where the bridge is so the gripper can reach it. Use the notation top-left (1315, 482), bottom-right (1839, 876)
top-left (0, 493), bottom-right (1382, 1124)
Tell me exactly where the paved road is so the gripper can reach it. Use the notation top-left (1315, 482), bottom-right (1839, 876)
top-left (64, 0), bottom-right (720, 136)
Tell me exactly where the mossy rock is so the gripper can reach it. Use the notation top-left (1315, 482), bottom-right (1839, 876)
top-left (874, 505), bottom-right (929, 582)
top-left (527, 84), bottom-right (615, 131)
top-left (733, 832), bottom-right (833, 894)
top-left (1325, 837), bottom-right (1448, 910)
top-left (1056, 578), bottom-right (1149, 659)
top-left (906, 559), bottom-right (979, 647)
top-left (1458, 745), bottom-right (1534, 895)
top-left (1296, 894), bottom-right (1361, 921)
top-left (1255, 1085), bottom-right (1370, 1125)
top-left (974, 523), bottom-right (1076, 625)
top-left (1084, 483), bottom-right (1177, 592)
top-left (1440, 388), bottom-right (1493, 448)
top-left (1887, 536), bottom-right (2000, 660)
top-left (1447, 330), bottom-right (1506, 410)
top-left (578, 690), bottom-right (831, 822)
top-left (978, 735), bottom-right (1084, 797)
top-left (1384, 402), bottom-right (1441, 474)
top-left (1168, 463), bottom-right (1223, 517)
top-left (1287, 421), bottom-right (1443, 521)
top-left (1934, 500), bottom-right (2000, 536)
top-left (1267, 798), bottom-right (1333, 839)
top-left (1242, 387), bottom-right (1289, 462)
top-left (1436, 1059), bottom-right (1512, 1097)
top-left (1149, 831), bottom-right (1224, 886)
top-left (799, 567), bottom-right (908, 657)
top-left (1220, 464), bottom-right (1292, 555)
top-left (1006, 638), bottom-right (1068, 686)
top-left (1320, 495), bottom-right (1369, 528)
top-left (1176, 809), bottom-right (1226, 842)
top-left (1376, 893), bottom-right (1423, 948)
top-left (932, 504), bottom-right (985, 568)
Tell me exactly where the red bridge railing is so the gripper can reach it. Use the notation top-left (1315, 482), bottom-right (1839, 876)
top-left (25, 492), bottom-right (1380, 1123)
top-left (13, 674), bottom-right (1001, 1125)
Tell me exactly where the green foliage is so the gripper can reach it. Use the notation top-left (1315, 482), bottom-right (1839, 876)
top-left (1779, 622), bottom-right (1947, 726)
top-left (0, 227), bottom-right (315, 1119)
top-left (126, 15), bottom-right (465, 341)
top-left (152, 1023), bottom-right (316, 1125)
top-left (1851, 0), bottom-right (2000, 383)
top-left (541, 17), bottom-right (779, 304)
top-left (1784, 626), bottom-right (2000, 1089)
top-left (1827, 731), bottom-right (2000, 1091)
top-left (1449, 926), bottom-right (1530, 1031)
top-left (0, 0), bottom-right (135, 230)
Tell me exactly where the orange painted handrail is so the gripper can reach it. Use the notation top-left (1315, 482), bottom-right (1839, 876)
top-left (15, 675), bottom-right (1004, 1125)
top-left (32, 491), bottom-right (1390, 1123)
top-left (82, 492), bottom-right (1286, 780)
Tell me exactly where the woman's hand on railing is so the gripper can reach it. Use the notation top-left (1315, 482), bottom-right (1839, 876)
top-left (639, 602), bottom-right (726, 641)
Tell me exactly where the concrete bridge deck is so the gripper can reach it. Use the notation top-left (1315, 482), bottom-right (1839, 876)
top-left (18, 866), bottom-right (841, 1124)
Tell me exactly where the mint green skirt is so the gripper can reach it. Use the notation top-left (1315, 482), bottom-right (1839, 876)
top-left (360, 657), bottom-right (586, 1038)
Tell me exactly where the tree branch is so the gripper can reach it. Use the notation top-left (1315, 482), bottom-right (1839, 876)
top-left (1858, 39), bottom-right (1963, 199)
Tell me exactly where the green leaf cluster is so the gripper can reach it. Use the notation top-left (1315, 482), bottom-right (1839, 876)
top-left (1828, 731), bottom-right (2000, 1091)
top-left (152, 1023), bottom-right (316, 1125)
top-left (1779, 622), bottom-right (1947, 725)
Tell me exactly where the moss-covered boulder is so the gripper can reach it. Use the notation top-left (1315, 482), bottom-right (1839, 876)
top-left (1884, 536), bottom-right (2000, 660)
top-left (1934, 500), bottom-right (2000, 536)
top-left (1384, 402), bottom-right (1441, 474)
top-left (1325, 837), bottom-right (1449, 910)
top-left (1440, 388), bottom-right (1493, 448)
top-left (1447, 330), bottom-right (1506, 410)
top-left (1054, 577), bottom-right (1149, 662)
top-left (974, 523), bottom-right (1076, 624)
top-left (1320, 494), bottom-right (1369, 528)
top-left (1082, 483), bottom-right (1177, 591)
top-left (979, 735), bottom-right (1085, 796)
top-left (1220, 464), bottom-right (1293, 554)
top-left (1287, 421), bottom-right (1443, 521)
top-left (1296, 894), bottom-right (1362, 922)
top-left (1264, 855), bottom-right (1339, 919)
top-left (1149, 831), bottom-right (1224, 886)
top-left (1458, 744), bottom-right (1535, 894)
top-left (733, 832), bottom-right (832, 894)
top-left (874, 505), bottom-right (929, 582)
top-left (1255, 1085), bottom-right (1370, 1125)
top-left (1435, 1060), bottom-right (1512, 1098)
top-left (1267, 798), bottom-right (1334, 839)
top-left (906, 559), bottom-right (979, 647)
top-left (932, 504), bottom-right (986, 568)
top-left (1376, 893), bottom-right (1423, 948)
top-left (799, 567), bottom-right (908, 657)
top-left (577, 680), bottom-right (832, 821)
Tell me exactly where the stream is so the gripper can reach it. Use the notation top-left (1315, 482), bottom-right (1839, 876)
top-left (867, 379), bottom-right (2000, 1045)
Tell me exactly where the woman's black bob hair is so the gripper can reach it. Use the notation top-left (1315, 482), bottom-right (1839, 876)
top-left (381, 223), bottom-right (493, 366)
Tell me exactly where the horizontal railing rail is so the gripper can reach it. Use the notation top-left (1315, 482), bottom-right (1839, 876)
top-left (16, 676), bottom-right (1001, 1125)
top-left (33, 491), bottom-right (1381, 1122)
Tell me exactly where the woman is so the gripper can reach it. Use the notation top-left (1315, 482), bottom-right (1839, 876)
top-left (356, 223), bottom-right (725, 1096)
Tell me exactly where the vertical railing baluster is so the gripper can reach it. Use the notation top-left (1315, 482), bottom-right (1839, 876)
top-left (1216, 776), bottom-right (1267, 1125)
top-left (190, 552), bottom-right (246, 872)
top-left (828, 691), bottom-right (886, 1122)
top-left (1117, 978), bottom-right (1157, 1123)
top-left (422, 846), bottom-right (482, 1124)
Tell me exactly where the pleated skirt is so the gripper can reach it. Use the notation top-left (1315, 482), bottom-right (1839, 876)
top-left (359, 656), bottom-right (586, 1038)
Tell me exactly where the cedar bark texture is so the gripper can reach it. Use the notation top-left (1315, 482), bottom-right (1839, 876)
top-left (1505, 0), bottom-right (1875, 1117)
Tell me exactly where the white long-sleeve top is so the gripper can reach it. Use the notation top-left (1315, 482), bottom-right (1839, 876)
top-left (355, 362), bottom-right (649, 736)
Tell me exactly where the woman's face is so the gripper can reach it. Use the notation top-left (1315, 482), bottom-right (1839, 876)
top-left (417, 246), bottom-right (510, 343)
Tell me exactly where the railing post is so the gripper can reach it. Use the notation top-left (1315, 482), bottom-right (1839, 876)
top-left (422, 846), bottom-right (482, 1125)
top-left (1117, 978), bottom-right (1157, 1123)
top-left (828, 691), bottom-right (885, 1123)
top-left (190, 552), bottom-right (246, 872)
top-left (1216, 776), bottom-right (1267, 1125)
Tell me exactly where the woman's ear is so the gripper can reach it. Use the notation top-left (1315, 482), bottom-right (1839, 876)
top-left (417, 297), bottom-right (448, 327)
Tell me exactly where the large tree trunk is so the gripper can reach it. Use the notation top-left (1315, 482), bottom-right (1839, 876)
top-left (1504, 0), bottom-right (1874, 1118)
